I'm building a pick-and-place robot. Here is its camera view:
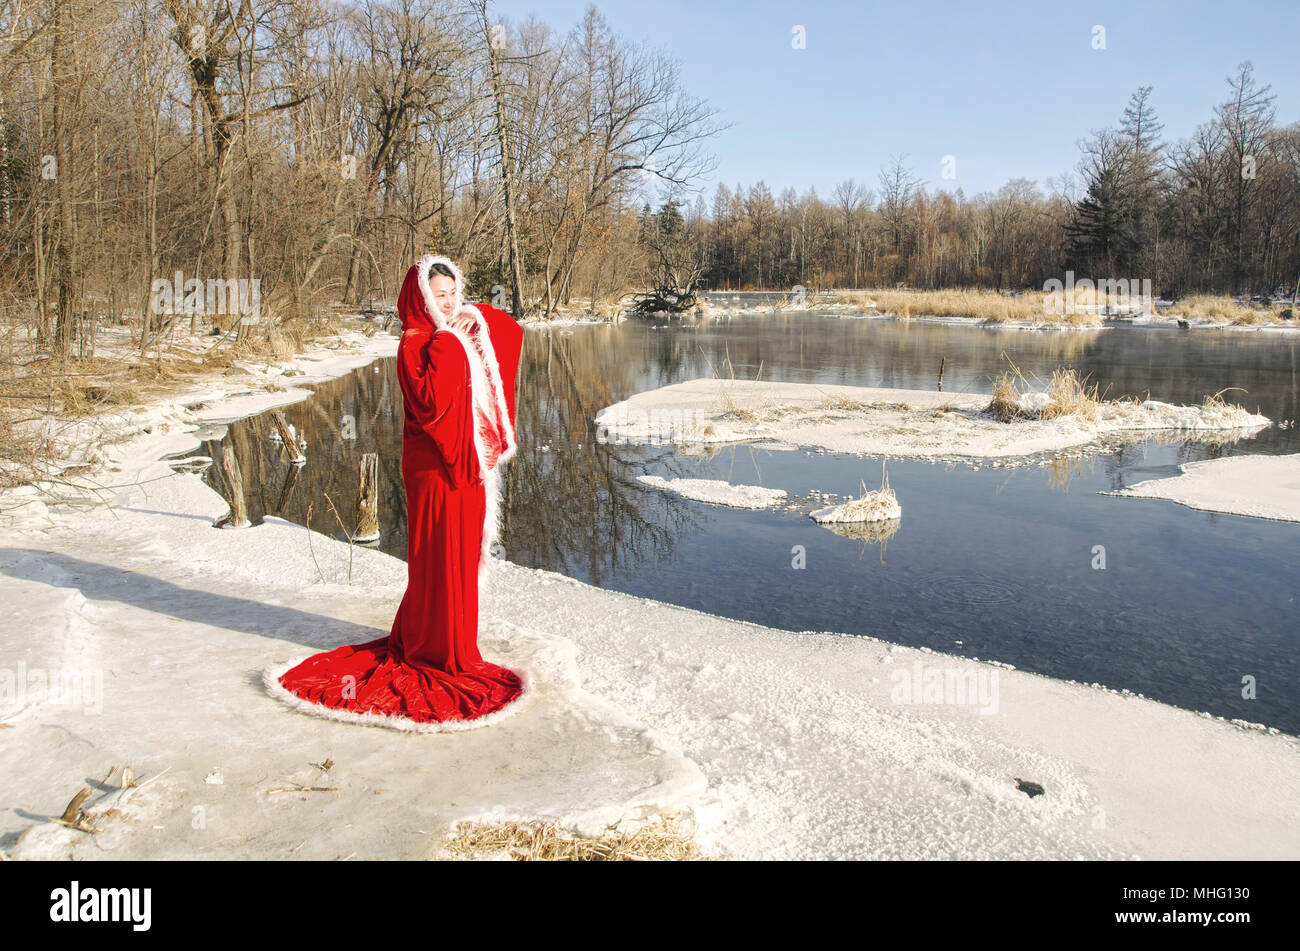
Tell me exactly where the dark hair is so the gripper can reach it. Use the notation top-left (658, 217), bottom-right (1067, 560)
top-left (429, 262), bottom-right (456, 281)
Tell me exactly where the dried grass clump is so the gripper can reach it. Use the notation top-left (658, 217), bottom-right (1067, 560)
top-left (1200, 387), bottom-right (1250, 415)
top-left (1040, 366), bottom-right (1102, 422)
top-left (812, 464), bottom-right (900, 524)
top-left (835, 287), bottom-right (1108, 325)
top-left (985, 363), bottom-right (1102, 423)
top-left (1165, 295), bottom-right (1273, 325)
top-left (874, 288), bottom-right (1050, 323)
top-left (819, 395), bottom-right (869, 412)
top-left (831, 292), bottom-right (877, 309)
top-left (986, 370), bottom-right (1027, 422)
top-left (1062, 302), bottom-right (1106, 327)
top-left (441, 814), bottom-right (701, 861)
top-left (228, 316), bottom-right (322, 364)
top-left (1, 356), bottom-right (159, 416)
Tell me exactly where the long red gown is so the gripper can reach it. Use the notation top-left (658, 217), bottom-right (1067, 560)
top-left (266, 257), bottom-right (528, 732)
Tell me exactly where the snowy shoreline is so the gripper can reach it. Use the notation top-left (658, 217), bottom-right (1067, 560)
top-left (2, 325), bottom-right (1298, 860)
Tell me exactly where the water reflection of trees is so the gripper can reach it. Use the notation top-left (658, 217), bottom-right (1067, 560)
top-left (203, 361), bottom-right (412, 557)
top-left (506, 327), bottom-right (704, 584)
top-left (197, 329), bottom-right (716, 584)
top-left (198, 315), bottom-right (1295, 584)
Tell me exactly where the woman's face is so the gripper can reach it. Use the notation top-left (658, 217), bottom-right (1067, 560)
top-left (429, 274), bottom-right (457, 319)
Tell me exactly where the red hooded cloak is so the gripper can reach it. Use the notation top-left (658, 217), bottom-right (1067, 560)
top-left (265, 254), bottom-right (528, 731)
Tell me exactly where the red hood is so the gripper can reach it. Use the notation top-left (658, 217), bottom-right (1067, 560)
top-left (397, 263), bottom-right (436, 333)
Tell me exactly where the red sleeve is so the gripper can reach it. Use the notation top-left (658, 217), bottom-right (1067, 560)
top-left (397, 330), bottom-right (477, 486)
top-left (498, 319), bottom-right (523, 428)
top-left (475, 303), bottom-right (524, 427)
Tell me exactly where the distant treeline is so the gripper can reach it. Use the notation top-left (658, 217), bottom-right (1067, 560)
top-left (676, 72), bottom-right (1298, 300)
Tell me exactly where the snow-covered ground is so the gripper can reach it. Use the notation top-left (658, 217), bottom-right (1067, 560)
top-left (1103, 453), bottom-right (1300, 523)
top-left (2, 328), bottom-right (1298, 860)
top-left (595, 378), bottom-right (1272, 464)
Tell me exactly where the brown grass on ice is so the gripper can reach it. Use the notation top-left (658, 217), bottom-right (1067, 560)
top-left (818, 395), bottom-right (914, 414)
top-left (836, 481), bottom-right (893, 521)
top-left (1041, 366), bottom-right (1102, 422)
top-left (987, 370), bottom-right (1027, 423)
top-left (1199, 386), bottom-right (1253, 416)
top-left (1162, 295), bottom-right (1276, 325)
top-left (441, 813), bottom-right (702, 861)
top-left (984, 361), bottom-right (1104, 423)
top-left (819, 394), bottom-right (869, 412)
top-left (831, 463), bottom-right (899, 522)
top-left (833, 288), bottom-right (1104, 326)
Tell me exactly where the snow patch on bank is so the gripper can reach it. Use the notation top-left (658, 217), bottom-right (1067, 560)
top-left (1102, 453), bottom-right (1300, 523)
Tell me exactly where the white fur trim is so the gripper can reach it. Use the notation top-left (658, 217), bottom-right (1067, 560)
top-left (261, 656), bottom-right (534, 734)
top-left (460, 304), bottom-right (519, 469)
top-left (414, 256), bottom-right (519, 591)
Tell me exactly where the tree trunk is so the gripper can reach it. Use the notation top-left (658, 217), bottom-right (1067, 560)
top-left (51, 0), bottom-right (77, 357)
top-left (481, 5), bottom-right (524, 317)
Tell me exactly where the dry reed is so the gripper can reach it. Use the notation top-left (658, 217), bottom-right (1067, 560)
top-left (833, 288), bottom-right (1107, 326)
top-left (1162, 295), bottom-right (1275, 325)
top-left (441, 813), bottom-right (702, 861)
top-left (984, 362), bottom-right (1103, 423)
top-left (1041, 366), bottom-right (1102, 422)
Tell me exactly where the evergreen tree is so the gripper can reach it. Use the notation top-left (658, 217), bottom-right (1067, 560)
top-left (1067, 131), bottom-right (1138, 275)
top-left (1066, 164), bottom-right (1138, 275)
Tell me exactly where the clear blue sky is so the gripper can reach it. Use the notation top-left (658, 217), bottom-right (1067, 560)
top-left (491, 0), bottom-right (1300, 204)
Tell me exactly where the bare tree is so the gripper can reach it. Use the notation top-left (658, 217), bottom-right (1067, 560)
top-left (1214, 60), bottom-right (1275, 294)
top-left (472, 0), bottom-right (524, 316)
top-left (878, 154), bottom-right (921, 253)
top-left (831, 178), bottom-right (867, 286)
top-left (50, 0), bottom-right (76, 354)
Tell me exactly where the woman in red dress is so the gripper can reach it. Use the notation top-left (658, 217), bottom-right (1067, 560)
top-left (264, 254), bottom-right (529, 731)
